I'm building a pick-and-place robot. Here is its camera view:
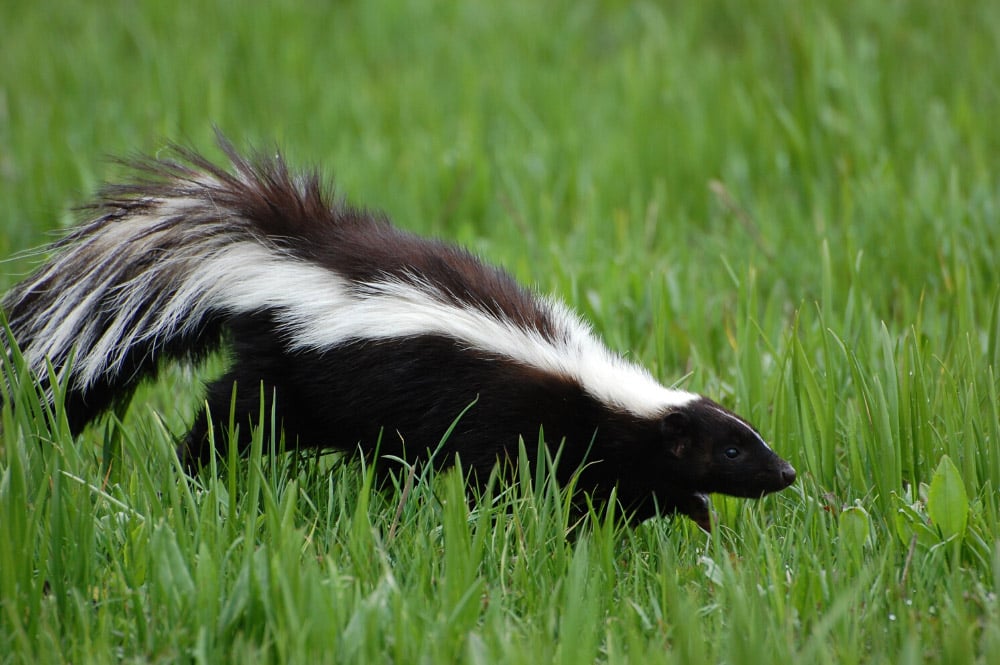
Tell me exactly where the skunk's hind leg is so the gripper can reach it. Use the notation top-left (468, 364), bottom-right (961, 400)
top-left (178, 370), bottom-right (281, 470)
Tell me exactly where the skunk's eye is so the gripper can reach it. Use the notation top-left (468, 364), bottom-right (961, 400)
top-left (724, 447), bottom-right (740, 459)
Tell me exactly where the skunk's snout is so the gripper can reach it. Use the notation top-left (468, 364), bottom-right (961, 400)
top-left (779, 462), bottom-right (796, 488)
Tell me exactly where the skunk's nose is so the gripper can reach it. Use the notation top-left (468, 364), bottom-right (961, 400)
top-left (781, 464), bottom-right (797, 487)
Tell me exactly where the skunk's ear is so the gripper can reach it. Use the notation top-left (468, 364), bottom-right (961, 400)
top-left (661, 410), bottom-right (691, 458)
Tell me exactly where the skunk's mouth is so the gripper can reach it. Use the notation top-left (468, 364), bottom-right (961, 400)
top-left (766, 461), bottom-right (798, 492)
top-left (681, 492), bottom-right (713, 532)
top-left (714, 460), bottom-right (798, 498)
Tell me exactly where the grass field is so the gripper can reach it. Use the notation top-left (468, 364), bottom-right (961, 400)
top-left (2, 1), bottom-right (1000, 662)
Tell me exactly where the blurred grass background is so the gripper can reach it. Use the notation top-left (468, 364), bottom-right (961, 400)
top-left (2, 0), bottom-right (999, 662)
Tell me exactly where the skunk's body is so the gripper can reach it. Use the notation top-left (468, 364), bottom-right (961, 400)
top-left (2, 138), bottom-right (795, 527)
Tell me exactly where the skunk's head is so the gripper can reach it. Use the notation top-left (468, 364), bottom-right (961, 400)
top-left (657, 396), bottom-right (796, 498)
top-left (591, 393), bottom-right (795, 525)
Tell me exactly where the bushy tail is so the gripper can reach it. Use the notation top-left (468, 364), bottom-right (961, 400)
top-left (1, 136), bottom-right (334, 431)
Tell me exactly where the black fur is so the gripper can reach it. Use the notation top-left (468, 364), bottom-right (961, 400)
top-left (1, 137), bottom-right (796, 530)
top-left (178, 316), bottom-right (795, 527)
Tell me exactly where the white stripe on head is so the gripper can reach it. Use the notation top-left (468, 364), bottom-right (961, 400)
top-left (701, 403), bottom-right (772, 452)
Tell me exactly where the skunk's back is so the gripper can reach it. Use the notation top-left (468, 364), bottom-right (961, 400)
top-left (2, 137), bottom-right (692, 435)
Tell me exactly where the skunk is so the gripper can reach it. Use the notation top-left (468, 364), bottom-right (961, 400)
top-left (1, 137), bottom-right (795, 529)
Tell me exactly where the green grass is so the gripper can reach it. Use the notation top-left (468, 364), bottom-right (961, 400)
top-left (2, 0), bottom-right (999, 662)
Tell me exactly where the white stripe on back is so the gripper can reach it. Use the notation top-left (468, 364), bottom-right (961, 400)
top-left (19, 217), bottom-right (696, 418)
